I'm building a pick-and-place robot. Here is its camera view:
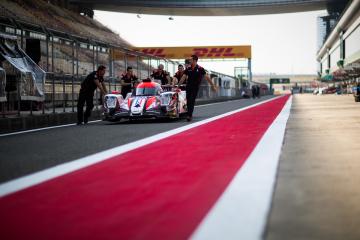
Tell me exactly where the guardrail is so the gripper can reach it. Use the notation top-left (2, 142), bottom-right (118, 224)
top-left (1, 73), bottom-right (250, 118)
top-left (0, 16), bottom-right (249, 118)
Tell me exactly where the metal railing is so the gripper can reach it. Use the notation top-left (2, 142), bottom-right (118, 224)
top-left (0, 16), bottom-right (245, 118)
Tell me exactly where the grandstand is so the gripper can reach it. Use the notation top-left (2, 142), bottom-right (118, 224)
top-left (0, 0), bottom-right (138, 80)
top-left (0, 0), bottom-right (244, 115)
top-left (0, 0), bottom-right (164, 113)
top-left (0, 0), bottom-right (130, 46)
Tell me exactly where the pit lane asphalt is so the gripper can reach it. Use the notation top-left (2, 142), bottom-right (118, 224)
top-left (0, 96), bottom-right (275, 183)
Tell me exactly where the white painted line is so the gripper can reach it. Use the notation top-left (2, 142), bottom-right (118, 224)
top-left (195, 99), bottom-right (242, 107)
top-left (0, 96), bottom-right (283, 198)
top-left (0, 120), bottom-right (102, 137)
top-left (190, 96), bottom-right (292, 240)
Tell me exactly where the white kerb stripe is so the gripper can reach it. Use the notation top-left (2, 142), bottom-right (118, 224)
top-left (0, 120), bottom-right (102, 137)
top-left (0, 96), bottom-right (282, 197)
top-left (190, 96), bottom-right (292, 240)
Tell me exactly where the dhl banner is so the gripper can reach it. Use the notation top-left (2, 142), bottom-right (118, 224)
top-left (112, 46), bottom-right (251, 60)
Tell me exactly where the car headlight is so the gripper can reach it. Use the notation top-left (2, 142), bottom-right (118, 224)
top-left (105, 96), bottom-right (117, 108)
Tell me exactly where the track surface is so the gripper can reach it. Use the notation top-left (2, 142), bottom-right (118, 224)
top-left (0, 96), bottom-right (274, 183)
top-left (0, 95), bottom-right (289, 240)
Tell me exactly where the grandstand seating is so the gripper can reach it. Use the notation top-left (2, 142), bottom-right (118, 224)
top-left (0, 0), bottom-right (130, 46)
top-left (0, 0), bottom-right (156, 77)
top-left (0, 0), bottom-right (183, 114)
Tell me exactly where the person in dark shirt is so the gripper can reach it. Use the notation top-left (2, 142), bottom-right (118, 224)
top-left (151, 64), bottom-right (171, 85)
top-left (120, 66), bottom-right (138, 98)
top-left (77, 65), bottom-right (107, 125)
top-left (251, 85), bottom-right (257, 99)
top-left (178, 55), bottom-right (217, 121)
top-left (184, 58), bottom-right (191, 69)
top-left (172, 64), bottom-right (186, 86)
top-left (256, 85), bottom-right (261, 98)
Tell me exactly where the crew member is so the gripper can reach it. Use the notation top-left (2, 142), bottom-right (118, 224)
top-left (251, 85), bottom-right (257, 99)
top-left (77, 65), bottom-right (107, 125)
top-left (178, 55), bottom-right (217, 121)
top-left (172, 64), bottom-right (186, 86)
top-left (120, 66), bottom-right (138, 98)
top-left (184, 59), bottom-right (191, 69)
top-left (151, 64), bottom-right (171, 85)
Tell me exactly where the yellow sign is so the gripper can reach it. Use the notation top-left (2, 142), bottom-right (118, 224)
top-left (112, 46), bottom-right (251, 60)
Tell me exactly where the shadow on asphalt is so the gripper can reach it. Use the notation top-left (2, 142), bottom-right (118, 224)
top-left (103, 117), bottom-right (188, 125)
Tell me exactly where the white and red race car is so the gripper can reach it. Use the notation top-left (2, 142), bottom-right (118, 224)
top-left (102, 79), bottom-right (187, 121)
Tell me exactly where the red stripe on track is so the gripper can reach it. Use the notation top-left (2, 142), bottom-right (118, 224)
top-left (0, 96), bottom-right (289, 240)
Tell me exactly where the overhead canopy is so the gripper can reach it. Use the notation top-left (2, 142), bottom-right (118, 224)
top-left (0, 33), bottom-right (45, 101)
top-left (70, 0), bottom-right (345, 16)
top-left (112, 45), bottom-right (251, 60)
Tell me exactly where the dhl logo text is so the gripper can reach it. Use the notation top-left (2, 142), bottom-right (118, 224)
top-left (134, 46), bottom-right (250, 59)
top-left (192, 48), bottom-right (236, 57)
top-left (140, 48), bottom-right (166, 57)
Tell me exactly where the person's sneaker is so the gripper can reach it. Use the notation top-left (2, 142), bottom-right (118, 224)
top-left (84, 117), bottom-right (88, 124)
top-left (76, 122), bottom-right (83, 125)
top-left (186, 116), bottom-right (192, 122)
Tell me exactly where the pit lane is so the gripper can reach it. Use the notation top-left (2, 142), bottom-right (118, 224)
top-left (0, 96), bottom-right (275, 183)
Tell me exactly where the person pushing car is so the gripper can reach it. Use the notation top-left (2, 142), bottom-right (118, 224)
top-left (77, 65), bottom-right (107, 125)
top-left (120, 66), bottom-right (138, 98)
top-left (177, 55), bottom-right (217, 121)
top-left (151, 64), bottom-right (171, 85)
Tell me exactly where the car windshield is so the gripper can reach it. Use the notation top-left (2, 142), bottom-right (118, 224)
top-left (136, 87), bottom-right (157, 96)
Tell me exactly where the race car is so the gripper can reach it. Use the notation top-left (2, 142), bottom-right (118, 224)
top-left (102, 79), bottom-right (187, 121)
